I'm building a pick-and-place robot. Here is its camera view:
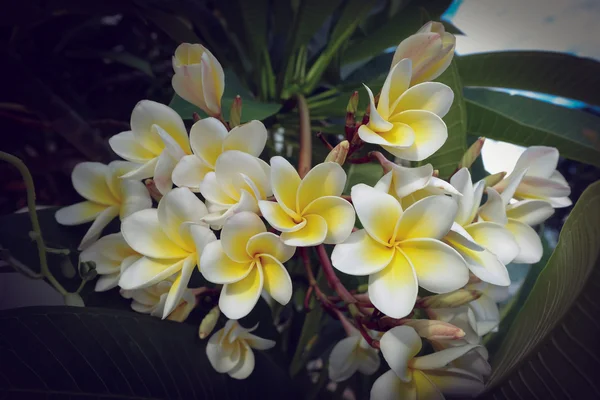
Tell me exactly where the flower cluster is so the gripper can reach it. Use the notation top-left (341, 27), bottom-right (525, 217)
top-left (57, 20), bottom-right (570, 396)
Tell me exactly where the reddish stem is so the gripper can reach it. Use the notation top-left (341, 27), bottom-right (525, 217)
top-left (316, 131), bottom-right (334, 150)
top-left (316, 245), bottom-right (356, 304)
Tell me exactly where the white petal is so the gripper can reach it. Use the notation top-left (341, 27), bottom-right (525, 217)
top-left (279, 214), bottom-right (328, 246)
top-left (259, 254), bottom-right (293, 306)
top-left (374, 171), bottom-right (393, 193)
top-left (328, 336), bottom-right (361, 382)
top-left (384, 110), bottom-right (447, 162)
top-left (469, 296), bottom-right (500, 336)
top-left (364, 84), bottom-right (393, 132)
top-left (109, 131), bottom-right (157, 162)
top-left (119, 158), bottom-right (158, 181)
top-left (466, 221), bottom-right (519, 265)
top-left (370, 369), bottom-right (416, 400)
top-left (72, 162), bottom-right (118, 206)
top-left (119, 179), bottom-right (152, 219)
top-left (201, 52), bottom-right (225, 116)
top-left (220, 265), bottom-right (264, 320)
top-left (153, 151), bottom-right (177, 195)
top-left (379, 325), bottom-right (422, 381)
top-left (241, 332), bottom-right (276, 350)
top-left (303, 196), bottom-right (356, 245)
top-left (172, 155), bottom-right (213, 192)
top-left (130, 100), bottom-right (190, 155)
top-left (269, 156), bottom-right (301, 216)
top-left (332, 230), bottom-right (395, 276)
top-left (391, 82), bottom-right (454, 118)
top-left (358, 124), bottom-right (414, 148)
top-left (513, 146), bottom-right (559, 178)
top-left (258, 200), bottom-right (304, 232)
top-left (411, 344), bottom-right (478, 370)
top-left (189, 224), bottom-right (217, 257)
top-left (506, 219), bottom-right (543, 264)
top-left (199, 171), bottom-right (235, 206)
top-left (394, 195), bottom-right (457, 241)
top-left (506, 200), bottom-right (555, 226)
top-left (95, 274), bottom-right (121, 292)
top-left (412, 370), bottom-right (445, 400)
top-left (206, 329), bottom-right (238, 373)
top-left (78, 206), bottom-right (120, 250)
top-left (157, 187), bottom-right (207, 251)
top-left (119, 256), bottom-right (184, 290)
top-left (221, 212), bottom-right (266, 262)
top-left (223, 120), bottom-right (268, 157)
top-left (478, 188), bottom-right (508, 225)
top-left (450, 168), bottom-right (476, 226)
top-left (297, 162), bottom-right (347, 213)
top-left (547, 196), bottom-right (572, 208)
top-left (246, 232), bottom-right (295, 263)
top-left (378, 58), bottom-right (412, 119)
top-left (189, 117), bottom-right (228, 167)
top-left (200, 241), bottom-right (253, 284)
top-left (391, 163), bottom-right (433, 199)
top-left (228, 342), bottom-right (255, 380)
top-left (162, 255), bottom-right (196, 318)
top-left (215, 151), bottom-right (270, 200)
top-left (357, 347), bottom-right (381, 375)
top-left (424, 367), bottom-right (485, 397)
top-left (55, 201), bottom-right (107, 226)
top-left (154, 125), bottom-right (186, 160)
top-left (497, 168), bottom-right (528, 204)
top-left (351, 184), bottom-right (401, 246)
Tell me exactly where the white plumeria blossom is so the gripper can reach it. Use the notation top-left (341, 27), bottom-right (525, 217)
top-left (121, 278), bottom-right (196, 322)
top-left (118, 187), bottom-right (216, 318)
top-left (328, 326), bottom-right (380, 382)
top-left (358, 58), bottom-right (454, 161)
top-left (172, 118), bottom-right (268, 191)
top-left (199, 150), bottom-right (272, 228)
top-left (332, 184), bottom-right (469, 318)
top-left (109, 100), bottom-right (191, 195)
top-left (200, 212), bottom-right (295, 320)
top-left (444, 168), bottom-right (518, 286)
top-left (55, 161), bottom-right (152, 250)
top-left (371, 326), bottom-right (483, 400)
top-left (258, 157), bottom-right (355, 247)
top-left (206, 320), bottom-right (275, 380)
top-left (494, 146), bottom-right (571, 208)
top-left (79, 232), bottom-right (140, 292)
top-left (465, 281), bottom-right (510, 336)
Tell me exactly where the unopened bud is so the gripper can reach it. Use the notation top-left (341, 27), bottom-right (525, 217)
top-left (79, 261), bottom-right (97, 281)
top-left (346, 91), bottom-right (359, 113)
top-left (403, 319), bottom-right (465, 340)
top-left (199, 306), bottom-right (220, 339)
top-left (192, 112), bottom-right (201, 122)
top-left (60, 258), bottom-right (76, 279)
top-left (144, 179), bottom-right (163, 202)
top-left (459, 137), bottom-right (485, 169)
top-left (325, 140), bottom-right (349, 165)
top-left (420, 289), bottom-right (481, 308)
top-left (432, 169), bottom-right (440, 178)
top-left (485, 171), bottom-right (507, 188)
top-left (64, 293), bottom-right (85, 307)
top-left (230, 95), bottom-right (242, 128)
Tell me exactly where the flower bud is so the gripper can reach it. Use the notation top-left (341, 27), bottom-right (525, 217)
top-left (172, 43), bottom-right (225, 117)
top-left (199, 306), bottom-right (220, 339)
top-left (420, 289), bottom-right (482, 308)
top-left (391, 21), bottom-right (456, 85)
top-left (346, 91), bottom-right (359, 114)
top-left (403, 319), bottom-right (465, 340)
top-left (79, 261), bottom-right (97, 281)
top-left (459, 137), bottom-right (485, 169)
top-left (229, 95), bottom-right (242, 128)
top-left (325, 140), bottom-right (349, 165)
top-left (484, 171), bottom-right (507, 188)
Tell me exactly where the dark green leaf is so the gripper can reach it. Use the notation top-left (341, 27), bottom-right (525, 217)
top-left (136, 6), bottom-right (200, 43)
top-left (67, 50), bottom-right (155, 77)
top-left (464, 88), bottom-right (600, 167)
top-left (344, 163), bottom-right (383, 195)
top-left (457, 51), bottom-right (600, 105)
top-left (0, 306), bottom-right (297, 399)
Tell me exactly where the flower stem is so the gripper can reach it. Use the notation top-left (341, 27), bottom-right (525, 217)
top-left (296, 94), bottom-right (311, 178)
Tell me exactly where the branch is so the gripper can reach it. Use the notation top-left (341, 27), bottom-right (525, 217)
top-left (316, 244), bottom-right (356, 304)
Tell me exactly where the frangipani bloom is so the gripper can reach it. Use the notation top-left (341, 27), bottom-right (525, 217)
top-left (444, 168), bottom-right (517, 286)
top-left (55, 161), bottom-right (152, 250)
top-left (328, 326), bottom-right (380, 382)
top-left (206, 320), bottom-right (275, 380)
top-left (465, 281), bottom-right (510, 336)
top-left (332, 184), bottom-right (469, 318)
top-left (172, 118), bottom-right (268, 191)
top-left (371, 326), bottom-right (483, 400)
top-left (199, 150), bottom-right (272, 228)
top-left (79, 232), bottom-right (140, 292)
top-left (121, 279), bottom-right (195, 322)
top-left (494, 146), bottom-right (571, 208)
top-left (109, 100), bottom-right (191, 194)
top-left (172, 43), bottom-right (224, 117)
top-left (119, 187), bottom-right (216, 318)
top-left (258, 157), bottom-right (355, 246)
top-left (392, 21), bottom-right (456, 85)
top-left (200, 212), bottom-right (295, 319)
top-left (358, 58), bottom-right (454, 161)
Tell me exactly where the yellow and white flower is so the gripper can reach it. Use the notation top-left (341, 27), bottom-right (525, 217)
top-left (358, 58), bottom-right (454, 161)
top-left (332, 184), bottom-right (469, 318)
top-left (258, 157), bottom-right (355, 246)
top-left (328, 326), bottom-right (380, 382)
top-left (199, 150), bottom-right (272, 228)
top-left (200, 212), bottom-right (295, 319)
top-left (371, 326), bottom-right (483, 400)
top-left (465, 281), bottom-right (510, 336)
top-left (443, 168), bottom-right (518, 286)
top-left (121, 279), bottom-right (196, 323)
top-left (206, 320), bottom-right (275, 380)
top-left (494, 146), bottom-right (571, 208)
top-left (118, 187), bottom-right (216, 318)
top-left (172, 43), bottom-right (224, 117)
top-left (55, 161), bottom-right (152, 250)
top-left (79, 232), bottom-right (140, 292)
top-left (391, 21), bottom-right (456, 85)
top-left (109, 100), bottom-right (191, 194)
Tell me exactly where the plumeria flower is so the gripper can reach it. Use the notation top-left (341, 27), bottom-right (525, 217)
top-left (118, 187), bottom-right (216, 318)
top-left (258, 157), bottom-right (355, 246)
top-left (494, 146), bottom-right (571, 208)
top-left (79, 232), bottom-right (140, 292)
top-left (55, 161), bottom-right (152, 250)
top-left (371, 326), bottom-right (483, 400)
top-left (206, 320), bottom-right (275, 380)
top-left (444, 168), bottom-right (518, 286)
top-left (465, 281), bottom-right (511, 336)
top-left (332, 184), bottom-right (469, 318)
top-left (199, 150), bottom-right (272, 228)
top-left (172, 118), bottom-right (267, 191)
top-left (358, 58), bottom-right (453, 161)
top-left (171, 43), bottom-right (224, 117)
top-left (109, 100), bottom-right (191, 194)
top-left (328, 326), bottom-right (380, 382)
top-left (200, 212), bottom-right (295, 319)
top-left (121, 279), bottom-right (196, 322)
top-left (391, 21), bottom-right (456, 85)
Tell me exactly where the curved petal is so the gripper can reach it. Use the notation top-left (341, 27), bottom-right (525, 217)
top-left (171, 72), bottom-right (208, 111)
top-left (374, 171), bottom-right (393, 193)
top-left (121, 209), bottom-right (189, 258)
top-left (78, 206), bottom-right (120, 250)
top-left (395, 195), bottom-right (457, 241)
top-left (357, 347), bottom-right (381, 375)
top-left (259, 254), bottom-right (292, 305)
top-left (303, 196), bottom-right (355, 244)
top-left (130, 100), bottom-right (189, 155)
top-left (201, 53), bottom-right (225, 116)
top-left (163, 255), bottom-right (196, 318)
top-left (157, 187), bottom-right (208, 251)
top-left (497, 168), bottom-right (528, 204)
top-left (223, 120), bottom-right (268, 157)
top-left (119, 256), bottom-right (184, 290)
top-left (391, 163), bottom-right (433, 199)
top-left (517, 175), bottom-right (571, 200)
top-left (119, 158), bottom-right (158, 181)
top-left (450, 168), bottom-right (476, 226)
top-left (478, 188), bottom-right (508, 225)
top-left (424, 368), bottom-right (485, 397)
top-left (513, 146), bottom-right (558, 179)
top-left (189, 224), bottom-right (217, 260)
top-left (153, 151), bottom-right (176, 195)
top-left (199, 171), bottom-right (234, 206)
top-left (221, 212), bottom-right (266, 262)
top-left (72, 162), bottom-right (118, 206)
top-left (380, 325), bottom-right (422, 381)
top-left (369, 250), bottom-right (419, 319)
top-left (411, 344), bottom-right (478, 370)
top-left (469, 296), bottom-right (500, 336)
top-left (351, 184), bottom-right (401, 246)
top-left (364, 84), bottom-right (393, 132)
top-left (297, 162), bottom-right (347, 212)
top-left (172, 155), bottom-right (213, 192)
top-left (206, 329), bottom-right (238, 374)
top-left (201, 189), bottom-right (257, 229)
top-left (154, 125), bottom-right (186, 160)
top-left (447, 239), bottom-right (510, 287)
top-left (506, 219), bottom-right (543, 264)
top-left (55, 201), bottom-right (107, 226)
top-left (328, 336), bottom-right (360, 382)
top-left (200, 241), bottom-right (253, 284)
top-left (109, 131), bottom-right (157, 162)
top-left (280, 214), bottom-right (327, 247)
top-left (332, 230), bottom-right (395, 276)
top-left (269, 156), bottom-right (301, 216)
top-left (506, 200), bottom-right (555, 226)
top-left (228, 342), bottom-right (255, 380)
top-left (392, 32), bottom-right (441, 71)
top-left (400, 238), bottom-right (469, 293)
top-left (378, 58), bottom-right (412, 119)
top-left (95, 274), bottom-right (121, 292)
top-left (465, 222), bottom-right (519, 265)
top-left (258, 200), bottom-right (305, 232)
top-left (412, 370), bottom-right (444, 400)
top-left (384, 110), bottom-right (447, 162)
top-left (80, 232), bottom-right (134, 265)
top-left (370, 369), bottom-right (416, 400)
top-left (358, 124), bottom-right (409, 147)
top-left (215, 151), bottom-right (269, 200)
top-left (119, 179), bottom-right (152, 220)
top-left (220, 265), bottom-right (263, 320)
top-left (392, 82), bottom-right (454, 118)
top-left (241, 332), bottom-right (276, 350)
top-left (247, 232), bottom-right (295, 263)
top-left (189, 117), bottom-right (228, 167)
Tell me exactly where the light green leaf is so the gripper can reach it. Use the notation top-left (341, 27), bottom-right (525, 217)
top-left (465, 88), bottom-right (600, 168)
top-left (482, 180), bottom-right (600, 398)
top-left (457, 51), bottom-right (600, 105)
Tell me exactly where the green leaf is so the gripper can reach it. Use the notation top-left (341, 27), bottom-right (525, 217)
top-left (465, 88), bottom-right (600, 168)
top-left (136, 6), bottom-right (200, 43)
top-left (344, 163), bottom-right (384, 195)
top-left (0, 306), bottom-right (297, 398)
top-left (419, 59), bottom-right (467, 177)
top-left (457, 51), bottom-right (600, 105)
top-left (482, 181), bottom-right (600, 397)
